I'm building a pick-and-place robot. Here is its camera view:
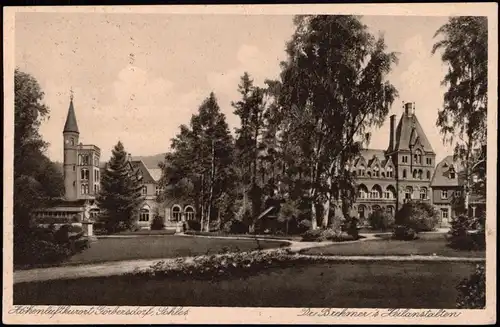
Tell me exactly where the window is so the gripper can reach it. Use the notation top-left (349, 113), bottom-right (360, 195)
top-left (402, 169), bottom-right (407, 178)
top-left (420, 187), bottom-right (427, 200)
top-left (79, 155), bottom-right (89, 166)
top-left (405, 187), bottom-right (413, 200)
top-left (358, 206), bottom-right (366, 219)
top-left (371, 185), bottom-right (382, 199)
top-left (139, 208), bottom-right (150, 222)
top-left (357, 185), bottom-right (368, 199)
top-left (418, 169), bottom-right (423, 180)
top-left (454, 190), bottom-right (461, 197)
top-left (441, 190), bottom-right (448, 199)
top-left (81, 183), bottom-right (89, 194)
top-left (450, 170), bottom-right (456, 179)
top-left (185, 206), bottom-right (195, 220)
top-left (73, 165), bottom-right (76, 171)
top-left (94, 185), bottom-right (98, 193)
top-left (426, 170), bottom-right (431, 179)
top-left (412, 170), bottom-right (417, 179)
top-left (142, 186), bottom-right (147, 195)
top-left (440, 208), bottom-right (449, 220)
top-left (155, 186), bottom-right (162, 196)
top-left (415, 150), bottom-right (422, 164)
top-left (171, 206), bottom-right (182, 221)
top-left (426, 158), bottom-right (432, 165)
top-left (373, 166), bottom-right (380, 177)
top-left (94, 157), bottom-right (99, 167)
top-left (358, 166), bottom-right (365, 176)
top-left (386, 166), bottom-right (393, 178)
top-left (367, 171), bottom-right (372, 178)
top-left (401, 156), bottom-right (408, 163)
top-left (81, 169), bottom-right (89, 180)
top-left (71, 138), bottom-right (75, 146)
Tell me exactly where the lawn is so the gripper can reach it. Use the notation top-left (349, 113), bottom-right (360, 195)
top-left (18, 236), bottom-right (288, 269)
top-left (14, 261), bottom-right (477, 308)
top-left (302, 233), bottom-right (485, 258)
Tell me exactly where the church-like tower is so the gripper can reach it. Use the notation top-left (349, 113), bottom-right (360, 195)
top-left (63, 94), bottom-right (80, 201)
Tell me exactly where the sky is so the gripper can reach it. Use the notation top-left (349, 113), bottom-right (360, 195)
top-left (15, 13), bottom-right (453, 163)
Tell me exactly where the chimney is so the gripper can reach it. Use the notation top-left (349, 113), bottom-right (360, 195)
top-left (404, 102), bottom-right (413, 116)
top-left (388, 114), bottom-right (396, 151)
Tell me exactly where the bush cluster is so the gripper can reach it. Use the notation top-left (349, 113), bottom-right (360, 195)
top-left (447, 215), bottom-right (486, 251)
top-left (185, 220), bottom-right (201, 231)
top-left (395, 201), bottom-right (440, 232)
top-left (392, 225), bottom-right (418, 241)
top-left (301, 228), bottom-right (358, 242)
top-left (134, 249), bottom-right (320, 280)
top-left (456, 264), bottom-right (486, 309)
top-left (14, 224), bottom-right (90, 266)
top-left (150, 214), bottom-right (165, 230)
top-left (222, 219), bottom-right (249, 234)
top-left (368, 209), bottom-right (394, 231)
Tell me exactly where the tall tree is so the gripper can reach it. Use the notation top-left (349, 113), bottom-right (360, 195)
top-left (159, 93), bottom-right (236, 230)
top-left (97, 141), bottom-right (144, 233)
top-left (432, 16), bottom-right (488, 213)
top-left (14, 68), bottom-right (64, 231)
top-left (232, 73), bottom-right (267, 230)
top-left (277, 15), bottom-right (398, 229)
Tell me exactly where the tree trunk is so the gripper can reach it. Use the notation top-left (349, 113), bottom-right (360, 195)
top-left (200, 173), bottom-right (205, 228)
top-left (206, 140), bottom-right (216, 232)
top-left (310, 200), bottom-right (318, 230)
top-left (322, 190), bottom-right (331, 229)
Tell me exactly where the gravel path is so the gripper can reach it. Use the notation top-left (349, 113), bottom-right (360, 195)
top-left (13, 233), bottom-right (482, 284)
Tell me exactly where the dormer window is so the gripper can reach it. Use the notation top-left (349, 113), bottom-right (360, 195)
top-left (449, 167), bottom-right (456, 179)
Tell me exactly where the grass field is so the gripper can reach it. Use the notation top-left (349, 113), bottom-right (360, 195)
top-left (301, 233), bottom-right (485, 258)
top-left (14, 261), bottom-right (477, 308)
top-left (16, 236), bottom-right (287, 269)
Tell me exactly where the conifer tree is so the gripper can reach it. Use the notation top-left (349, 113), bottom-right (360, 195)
top-left (97, 141), bottom-right (144, 233)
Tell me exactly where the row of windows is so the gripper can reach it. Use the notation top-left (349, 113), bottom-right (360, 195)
top-left (80, 168), bottom-right (100, 182)
top-left (401, 151), bottom-right (432, 166)
top-left (402, 169), bottom-right (431, 180)
top-left (355, 166), bottom-right (393, 178)
top-left (78, 154), bottom-right (99, 166)
top-left (441, 190), bottom-right (461, 199)
top-left (141, 185), bottom-right (165, 196)
top-left (81, 183), bottom-right (100, 195)
top-left (357, 185), bottom-right (430, 201)
top-left (357, 205), bottom-right (394, 218)
top-left (138, 205), bottom-right (195, 222)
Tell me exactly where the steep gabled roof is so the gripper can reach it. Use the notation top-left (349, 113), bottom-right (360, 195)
top-left (63, 99), bottom-right (79, 134)
top-left (359, 149), bottom-right (386, 168)
top-left (394, 113), bottom-right (434, 153)
top-left (431, 155), bottom-right (463, 187)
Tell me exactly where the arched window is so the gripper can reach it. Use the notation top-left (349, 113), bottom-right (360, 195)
top-left (139, 208), bottom-right (150, 222)
top-left (402, 169), bottom-right (407, 178)
top-left (418, 169), bottom-right (423, 180)
top-left (367, 170), bottom-right (372, 178)
top-left (80, 168), bottom-right (89, 180)
top-left (426, 170), bottom-right (431, 179)
top-left (81, 183), bottom-right (89, 195)
top-left (385, 185), bottom-right (397, 199)
top-left (358, 165), bottom-right (365, 176)
top-left (371, 185), bottom-right (382, 199)
top-left (171, 205), bottom-right (182, 221)
top-left (373, 166), bottom-right (380, 177)
top-left (386, 166), bottom-right (394, 178)
top-left (412, 169), bottom-right (418, 179)
top-left (415, 149), bottom-right (422, 164)
top-left (420, 187), bottom-right (428, 200)
top-left (184, 206), bottom-right (195, 220)
top-left (405, 186), bottom-right (413, 200)
top-left (357, 184), bottom-right (368, 199)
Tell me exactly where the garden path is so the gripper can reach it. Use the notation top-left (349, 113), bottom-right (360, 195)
top-left (13, 233), bottom-right (481, 284)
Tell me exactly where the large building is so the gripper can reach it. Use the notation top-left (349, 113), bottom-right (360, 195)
top-left (345, 102), bottom-right (436, 225)
top-left (35, 96), bottom-right (195, 231)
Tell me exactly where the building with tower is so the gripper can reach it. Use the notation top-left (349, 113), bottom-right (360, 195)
top-left (35, 95), bottom-right (195, 233)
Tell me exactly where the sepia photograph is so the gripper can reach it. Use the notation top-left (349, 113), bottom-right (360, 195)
top-left (3, 3), bottom-right (497, 325)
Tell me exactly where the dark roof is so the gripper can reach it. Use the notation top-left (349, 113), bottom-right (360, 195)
top-left (393, 112), bottom-right (433, 153)
top-left (355, 149), bottom-right (388, 167)
top-left (63, 100), bottom-right (79, 134)
top-left (431, 155), bottom-right (464, 187)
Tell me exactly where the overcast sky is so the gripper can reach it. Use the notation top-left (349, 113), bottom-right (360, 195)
top-left (15, 13), bottom-right (453, 163)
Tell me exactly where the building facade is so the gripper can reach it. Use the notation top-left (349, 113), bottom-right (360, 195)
top-left (36, 97), bottom-right (195, 231)
top-left (345, 102), bottom-right (436, 225)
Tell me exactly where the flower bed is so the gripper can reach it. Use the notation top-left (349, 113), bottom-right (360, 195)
top-left (132, 249), bottom-right (321, 280)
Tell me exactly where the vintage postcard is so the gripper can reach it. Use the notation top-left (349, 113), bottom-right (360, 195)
top-left (3, 3), bottom-right (497, 325)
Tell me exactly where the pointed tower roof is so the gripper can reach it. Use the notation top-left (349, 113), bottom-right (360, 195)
top-left (393, 105), bottom-right (434, 153)
top-left (63, 94), bottom-right (79, 134)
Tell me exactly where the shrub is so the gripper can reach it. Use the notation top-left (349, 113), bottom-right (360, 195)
top-left (395, 201), bottom-right (439, 232)
top-left (301, 228), bottom-right (358, 242)
top-left (392, 225), bottom-right (418, 241)
top-left (186, 220), bottom-right (201, 231)
top-left (134, 249), bottom-right (321, 280)
top-left (296, 219), bottom-right (312, 234)
top-left (368, 209), bottom-right (394, 231)
top-left (150, 214), bottom-right (165, 230)
top-left (222, 219), bottom-right (249, 234)
top-left (447, 215), bottom-right (486, 250)
top-left (456, 264), bottom-right (486, 309)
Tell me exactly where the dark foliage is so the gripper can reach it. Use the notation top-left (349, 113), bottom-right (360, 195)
top-left (392, 225), bottom-right (418, 241)
top-left (150, 214), bottom-right (165, 231)
top-left (369, 209), bottom-right (394, 231)
top-left (456, 264), bottom-right (486, 309)
top-left (186, 220), bottom-right (202, 232)
top-left (223, 219), bottom-right (249, 234)
top-left (395, 201), bottom-right (439, 232)
top-left (447, 215), bottom-right (486, 250)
